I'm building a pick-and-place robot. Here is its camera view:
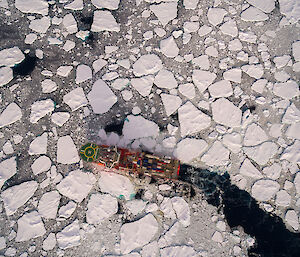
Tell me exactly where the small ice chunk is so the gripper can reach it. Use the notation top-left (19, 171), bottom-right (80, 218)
top-left (162, 136), bottom-right (176, 148)
top-left (63, 87), bottom-right (88, 111)
top-left (28, 132), bottom-right (48, 155)
top-left (246, 0), bottom-right (275, 13)
top-left (0, 237), bottom-right (6, 250)
top-left (117, 59), bottom-right (130, 69)
top-left (0, 103), bottom-right (22, 128)
top-left (160, 36), bottom-right (179, 58)
top-left (125, 199), bottom-right (146, 216)
top-left (222, 132), bottom-right (241, 153)
top-left (292, 41), bottom-right (300, 61)
top-left (192, 55), bottom-right (210, 70)
top-left (183, 0), bottom-right (199, 10)
top-left (251, 79), bottom-right (267, 94)
top-left (211, 98), bottom-right (242, 127)
top-left (183, 21), bottom-right (199, 33)
top-left (294, 172), bottom-right (300, 194)
top-left (174, 138), bottom-right (208, 163)
top-left (240, 158), bottom-right (263, 179)
top-left (133, 54), bottom-right (163, 77)
top-left (205, 46), bottom-right (218, 57)
top-left (207, 8), bottom-right (227, 26)
top-left (63, 40), bottom-right (75, 52)
top-left (29, 17), bottom-right (50, 33)
top-left (43, 233), bottom-right (56, 251)
top-left (280, 140), bottom-right (300, 164)
top-left (0, 157), bottom-right (17, 188)
top-left (1, 181), bottom-right (38, 215)
top-left (0, 46), bottom-right (24, 67)
top-left (87, 79), bottom-right (117, 114)
top-left (273, 55), bottom-right (291, 69)
top-left (223, 68), bottom-right (241, 83)
top-left (198, 25), bottom-right (212, 36)
top-left (75, 64), bottom-right (92, 84)
top-left (58, 201), bottom-right (77, 219)
top-left (65, 0), bottom-right (83, 10)
top-left (15, 0), bottom-right (48, 15)
top-left (154, 69), bottom-right (177, 89)
top-left (3, 140), bottom-right (13, 154)
top-left (120, 214), bottom-right (158, 254)
top-left (41, 79), bottom-right (57, 93)
top-left (38, 191), bottom-right (60, 219)
top-left (208, 80), bottom-right (233, 98)
top-left (91, 0), bottom-right (119, 10)
top-left (57, 65), bottom-right (73, 77)
top-left (286, 123), bottom-right (300, 140)
top-left (220, 19), bottom-right (238, 37)
top-left (241, 7), bottom-right (269, 21)
top-left (160, 245), bottom-right (197, 257)
top-left (111, 78), bottom-right (129, 90)
top-left (56, 220), bottom-right (80, 249)
top-left (178, 83), bottom-right (195, 99)
top-left (242, 64), bottom-right (264, 79)
top-left (93, 58), bottom-right (107, 73)
top-left (201, 141), bottom-right (230, 166)
top-left (161, 94), bottom-right (182, 116)
top-left (282, 103), bottom-right (300, 124)
top-left (63, 13), bottom-right (78, 34)
top-left (273, 80), bottom-right (300, 100)
top-left (51, 112), bottom-right (70, 127)
top-left (285, 210), bottom-right (299, 230)
top-left (131, 75), bottom-right (154, 97)
top-left (171, 197), bottom-right (190, 227)
top-left (228, 39), bottom-right (242, 51)
top-left (30, 99), bottom-right (54, 123)
top-left (150, 2), bottom-right (177, 26)
top-left (244, 123), bottom-right (268, 146)
top-left (15, 211), bottom-right (46, 242)
top-left (192, 70), bottom-right (216, 93)
top-left (57, 136), bottom-right (80, 164)
top-left (212, 231), bottom-right (223, 243)
top-left (98, 171), bottom-right (135, 200)
top-left (123, 115), bottom-right (159, 140)
top-left (251, 179), bottom-right (280, 201)
top-left (178, 101), bottom-right (211, 137)
top-left (91, 10), bottom-right (120, 32)
top-left (244, 142), bottom-right (278, 166)
top-left (0, 66), bottom-right (13, 87)
top-left (239, 31), bottom-right (257, 44)
top-left (262, 163), bottom-right (281, 180)
top-left (57, 170), bottom-right (95, 202)
top-left (31, 155), bottom-right (51, 175)
top-left (86, 193), bottom-right (118, 224)
top-left (275, 190), bottom-right (291, 207)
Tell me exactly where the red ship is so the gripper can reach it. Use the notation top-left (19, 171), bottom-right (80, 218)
top-left (79, 143), bottom-right (180, 180)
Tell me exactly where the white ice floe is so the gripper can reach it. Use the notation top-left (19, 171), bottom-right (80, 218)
top-left (120, 214), bottom-right (158, 254)
top-left (223, 68), bottom-right (242, 83)
top-left (158, 221), bottom-right (180, 248)
top-left (162, 136), bottom-right (176, 149)
top-left (240, 158), bottom-right (263, 179)
top-left (161, 245), bottom-right (196, 257)
top-left (273, 80), bottom-right (300, 100)
top-left (292, 41), bottom-right (300, 61)
top-left (123, 115), bottom-right (159, 140)
top-left (1, 181), bottom-right (38, 215)
top-left (0, 66), bottom-right (13, 87)
top-left (111, 78), bottom-right (129, 90)
top-left (242, 64), bottom-right (264, 79)
top-left (63, 87), bottom-right (88, 111)
top-left (58, 201), bottom-right (77, 219)
top-left (131, 75), bottom-right (154, 97)
top-left (183, 21), bottom-right (199, 33)
top-left (125, 199), bottom-right (146, 216)
top-left (30, 99), bottom-right (54, 123)
top-left (91, 10), bottom-right (120, 32)
top-left (93, 58), bottom-right (107, 73)
top-left (244, 142), bottom-right (278, 166)
top-left (262, 163), bottom-right (281, 180)
top-left (183, 0), bottom-right (199, 10)
top-left (207, 8), bottom-right (227, 26)
top-left (0, 157), bottom-right (16, 188)
top-left (220, 19), bottom-right (238, 37)
top-left (43, 233), bottom-right (56, 251)
top-left (201, 141), bottom-right (230, 166)
top-left (282, 103), bottom-right (300, 124)
top-left (294, 172), bottom-right (300, 195)
top-left (63, 13), bottom-right (78, 34)
top-left (178, 83), bottom-right (195, 99)
top-left (178, 101), bottom-right (211, 137)
top-left (160, 36), bottom-right (179, 58)
top-left (285, 209), bottom-right (299, 230)
top-left (198, 25), bottom-right (212, 37)
top-left (91, 0), bottom-right (119, 10)
top-left (280, 140), bottom-right (300, 164)
top-left (211, 98), bottom-right (242, 127)
top-left (31, 155), bottom-right (51, 175)
top-left (75, 64), bottom-right (92, 84)
top-left (29, 16), bottom-right (50, 33)
top-left (171, 197), bottom-right (190, 227)
top-left (41, 79), bottom-right (57, 93)
top-left (275, 190), bottom-right (291, 207)
top-left (57, 220), bottom-right (81, 249)
top-left (3, 140), bottom-right (13, 154)
top-left (286, 123), bottom-right (300, 140)
top-left (150, 2), bottom-right (177, 26)
top-left (15, 0), bottom-right (48, 15)
top-left (65, 0), bottom-right (83, 10)
top-left (192, 70), bottom-right (216, 93)
top-left (222, 132), bottom-right (241, 154)
top-left (273, 55), bottom-right (291, 69)
top-left (0, 103), bottom-right (22, 128)
top-left (251, 179), bottom-right (280, 201)
top-left (239, 32), bottom-right (257, 44)
top-left (192, 55), bottom-right (210, 70)
top-left (243, 123), bottom-right (268, 146)
top-left (161, 94), bottom-right (182, 116)
top-left (28, 132), bottom-right (48, 155)
top-left (86, 193), bottom-right (118, 224)
top-left (142, 241), bottom-right (159, 257)
top-left (15, 211), bottom-right (46, 242)
top-left (246, 0), bottom-right (275, 13)
top-left (57, 170), bottom-right (96, 202)
top-left (98, 171), bottom-right (135, 200)
top-left (212, 231), bottom-right (223, 243)
top-left (0, 237), bottom-right (6, 250)
top-left (205, 46), bottom-right (218, 57)
top-left (133, 54), bottom-right (163, 77)
top-left (38, 191), bottom-right (60, 219)
top-left (251, 79), bottom-right (267, 94)
top-left (279, 0), bottom-right (300, 24)
top-left (57, 65), bottom-right (73, 77)
top-left (57, 136), bottom-right (79, 164)
top-left (154, 69), bottom-right (177, 89)
top-left (51, 112), bottom-right (70, 127)
top-left (0, 46), bottom-right (24, 67)
top-left (208, 80), bottom-right (233, 98)
top-left (241, 7), bottom-right (269, 21)
top-left (174, 138), bottom-right (208, 163)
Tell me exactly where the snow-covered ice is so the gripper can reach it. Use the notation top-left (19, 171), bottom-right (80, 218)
top-left (125, 199), bottom-right (146, 216)
top-left (207, 8), bottom-right (227, 26)
top-left (0, 157), bottom-right (17, 188)
top-left (30, 99), bottom-right (54, 123)
top-left (58, 201), bottom-right (77, 219)
top-left (57, 135), bottom-right (80, 164)
top-left (240, 158), bottom-right (263, 179)
top-left (43, 233), bottom-right (56, 251)
top-left (133, 54), bottom-right (163, 77)
top-left (91, 10), bottom-right (120, 32)
top-left (29, 16), bottom-right (50, 33)
top-left (131, 75), bottom-right (154, 97)
top-left (91, 0), bottom-right (119, 10)
top-left (280, 140), bottom-right (300, 164)
top-left (0, 46), bottom-right (24, 67)
top-left (243, 123), bottom-right (268, 146)
top-left (251, 179), bottom-right (280, 202)
top-left (285, 210), bottom-right (299, 230)
top-left (0, 103), bottom-right (22, 128)
top-left (192, 70), bottom-right (216, 93)
top-left (273, 80), bottom-right (300, 100)
top-left (41, 79), bottom-right (57, 93)
top-left (241, 7), bottom-right (269, 21)
top-left (51, 112), bottom-right (70, 127)
top-left (15, 0), bottom-right (48, 15)
top-left (161, 94), bottom-right (182, 116)
top-left (223, 68), bottom-right (242, 83)
top-left (63, 87), bottom-right (88, 111)
top-left (75, 64), bottom-right (92, 84)
top-left (28, 132), bottom-right (48, 155)
top-left (208, 80), bottom-right (233, 98)
top-left (63, 13), bottom-right (78, 34)
top-left (171, 197), bottom-right (190, 227)
top-left (0, 66), bottom-right (13, 87)
top-left (150, 2), bottom-right (177, 26)
top-left (201, 141), bottom-right (230, 166)
top-left (31, 155), bottom-right (51, 175)
top-left (160, 245), bottom-right (197, 257)
top-left (38, 191), bottom-right (60, 219)
top-left (154, 69), bottom-right (177, 89)
top-left (262, 163), bottom-right (282, 180)
top-left (56, 220), bottom-right (81, 249)
top-left (160, 36), bottom-right (179, 58)
top-left (56, 170), bottom-right (96, 202)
